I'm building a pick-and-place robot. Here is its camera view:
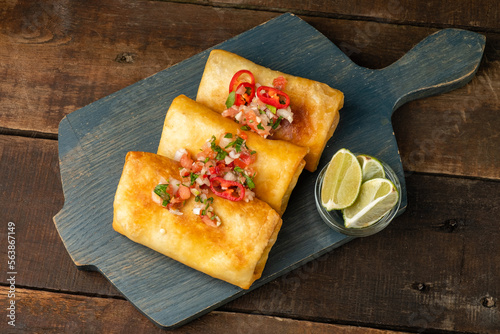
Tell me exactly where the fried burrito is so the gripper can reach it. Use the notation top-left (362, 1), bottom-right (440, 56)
top-left (196, 49), bottom-right (344, 172)
top-left (113, 151), bottom-right (282, 289)
top-left (157, 95), bottom-right (309, 215)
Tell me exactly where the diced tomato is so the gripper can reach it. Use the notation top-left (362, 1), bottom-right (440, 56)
top-left (180, 153), bottom-right (193, 169)
top-left (239, 152), bottom-right (255, 166)
top-left (273, 76), bottom-right (288, 91)
top-left (237, 130), bottom-right (248, 140)
top-left (233, 158), bottom-right (247, 169)
top-left (245, 166), bottom-right (256, 178)
top-left (177, 185), bottom-right (191, 200)
top-left (243, 110), bottom-right (270, 137)
top-left (201, 213), bottom-right (219, 227)
top-left (221, 105), bottom-right (240, 118)
top-left (191, 161), bottom-right (204, 173)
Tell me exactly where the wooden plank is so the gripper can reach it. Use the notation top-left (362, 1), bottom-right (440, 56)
top-left (173, 0), bottom-right (500, 31)
top-left (0, 1), bottom-right (276, 134)
top-left (0, 135), bottom-right (119, 297)
top-left (1, 1), bottom-right (498, 180)
top-left (1, 135), bottom-right (499, 332)
top-left (0, 287), bottom-right (411, 334)
top-left (226, 173), bottom-right (500, 333)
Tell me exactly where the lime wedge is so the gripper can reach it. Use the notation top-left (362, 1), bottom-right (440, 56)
top-left (357, 154), bottom-right (385, 182)
top-left (321, 148), bottom-right (362, 210)
top-left (342, 178), bottom-right (399, 228)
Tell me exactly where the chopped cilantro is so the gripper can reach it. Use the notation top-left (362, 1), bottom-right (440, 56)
top-left (273, 116), bottom-right (283, 129)
top-left (234, 136), bottom-right (245, 152)
top-left (240, 125), bottom-right (250, 131)
top-left (154, 184), bottom-right (171, 206)
top-left (257, 123), bottom-right (265, 130)
top-left (224, 133), bottom-right (233, 138)
top-left (210, 136), bottom-right (228, 161)
top-left (189, 173), bottom-right (199, 186)
top-left (233, 166), bottom-right (255, 190)
top-left (243, 174), bottom-right (255, 189)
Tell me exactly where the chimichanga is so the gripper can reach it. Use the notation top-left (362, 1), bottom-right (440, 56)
top-left (196, 49), bottom-right (344, 172)
top-left (113, 151), bottom-right (282, 289)
top-left (157, 95), bottom-right (309, 215)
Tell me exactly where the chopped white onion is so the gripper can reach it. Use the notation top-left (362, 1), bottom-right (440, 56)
top-left (192, 207), bottom-right (202, 215)
top-left (223, 172), bottom-right (238, 181)
top-left (169, 209), bottom-right (183, 216)
top-left (224, 156), bottom-right (234, 164)
top-left (169, 178), bottom-right (181, 194)
top-left (219, 136), bottom-right (232, 149)
top-left (196, 176), bottom-right (209, 187)
top-left (229, 150), bottom-right (240, 159)
top-left (277, 107), bottom-right (293, 123)
top-left (235, 111), bottom-right (243, 122)
top-left (244, 189), bottom-right (255, 202)
top-left (173, 148), bottom-right (188, 162)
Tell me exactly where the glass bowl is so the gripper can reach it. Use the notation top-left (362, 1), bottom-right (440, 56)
top-left (314, 156), bottom-right (402, 237)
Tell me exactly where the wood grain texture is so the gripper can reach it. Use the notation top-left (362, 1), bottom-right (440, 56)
top-left (52, 13), bottom-right (487, 327)
top-left (171, 0), bottom-right (500, 31)
top-left (0, 1), bottom-right (499, 332)
top-left (0, 287), bottom-right (411, 334)
top-left (1, 0), bottom-right (498, 182)
top-left (0, 135), bottom-right (119, 297)
top-left (226, 172), bottom-right (500, 333)
top-left (1, 127), bottom-right (499, 332)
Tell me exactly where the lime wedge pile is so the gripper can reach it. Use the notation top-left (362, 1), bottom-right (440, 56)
top-left (321, 149), bottom-right (399, 229)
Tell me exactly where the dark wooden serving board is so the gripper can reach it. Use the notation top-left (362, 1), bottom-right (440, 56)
top-left (53, 13), bottom-right (484, 329)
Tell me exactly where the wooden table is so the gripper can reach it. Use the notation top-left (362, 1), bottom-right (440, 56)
top-left (1, 1), bottom-right (499, 333)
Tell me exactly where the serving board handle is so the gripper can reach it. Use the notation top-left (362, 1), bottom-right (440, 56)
top-left (380, 28), bottom-right (485, 113)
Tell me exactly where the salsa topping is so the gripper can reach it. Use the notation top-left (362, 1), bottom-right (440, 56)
top-left (153, 132), bottom-right (257, 227)
top-left (223, 70), bottom-right (293, 138)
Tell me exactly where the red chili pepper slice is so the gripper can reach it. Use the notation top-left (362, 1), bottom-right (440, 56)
top-left (229, 70), bottom-right (255, 93)
top-left (256, 86), bottom-right (290, 109)
top-left (209, 177), bottom-right (245, 201)
top-left (234, 82), bottom-right (255, 106)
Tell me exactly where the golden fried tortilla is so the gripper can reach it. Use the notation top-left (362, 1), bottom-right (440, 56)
top-left (157, 95), bottom-right (309, 215)
top-left (113, 151), bottom-right (282, 289)
top-left (196, 49), bottom-right (344, 172)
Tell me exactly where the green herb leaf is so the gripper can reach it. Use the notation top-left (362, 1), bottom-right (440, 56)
top-left (243, 173), bottom-right (255, 189)
top-left (154, 184), bottom-right (172, 206)
top-left (240, 125), bottom-right (250, 131)
top-left (210, 136), bottom-right (228, 161)
top-left (272, 116), bottom-right (283, 130)
top-left (190, 173), bottom-right (199, 186)
top-left (225, 91), bottom-right (236, 108)
top-left (234, 136), bottom-right (245, 152)
top-left (224, 133), bottom-right (233, 138)
top-left (257, 123), bottom-right (265, 130)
